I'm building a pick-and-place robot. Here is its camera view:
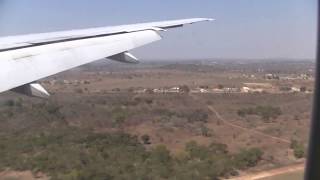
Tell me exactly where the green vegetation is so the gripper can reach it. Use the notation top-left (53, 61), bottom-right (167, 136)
top-left (111, 107), bottom-right (129, 127)
top-left (300, 86), bottom-right (307, 92)
top-left (0, 97), bottom-right (265, 180)
top-left (234, 148), bottom-right (264, 168)
top-left (279, 86), bottom-right (292, 92)
top-left (290, 140), bottom-right (305, 159)
top-left (217, 84), bottom-right (224, 89)
top-left (186, 109), bottom-right (209, 123)
top-left (200, 125), bottom-right (212, 137)
top-left (237, 105), bottom-right (282, 121)
top-left (179, 85), bottom-right (190, 93)
top-left (0, 128), bottom-right (264, 180)
top-left (153, 108), bottom-right (209, 124)
top-left (141, 134), bottom-right (151, 144)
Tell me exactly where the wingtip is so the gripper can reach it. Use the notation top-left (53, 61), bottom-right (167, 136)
top-left (200, 18), bottom-right (215, 21)
top-left (192, 18), bottom-right (215, 22)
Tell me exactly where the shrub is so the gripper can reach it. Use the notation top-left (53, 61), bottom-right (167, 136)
top-left (279, 86), bottom-right (291, 91)
top-left (186, 109), bottom-right (209, 123)
top-left (237, 106), bottom-right (282, 121)
top-left (179, 85), bottom-right (190, 93)
top-left (45, 103), bottom-right (61, 115)
top-left (200, 125), bottom-right (211, 137)
top-left (4, 99), bottom-right (15, 107)
top-left (217, 84), bottom-right (224, 89)
top-left (141, 134), bottom-right (151, 144)
top-left (111, 107), bottom-right (128, 127)
top-left (300, 86), bottom-right (307, 92)
top-left (234, 148), bottom-right (263, 168)
top-left (293, 145), bottom-right (305, 159)
top-left (290, 139), bottom-right (305, 159)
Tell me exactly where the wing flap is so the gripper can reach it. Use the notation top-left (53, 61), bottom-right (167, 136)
top-left (12, 83), bottom-right (50, 98)
top-left (108, 52), bottom-right (139, 64)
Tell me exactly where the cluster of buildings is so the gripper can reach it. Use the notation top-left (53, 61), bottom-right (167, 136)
top-left (133, 82), bottom-right (312, 95)
top-left (264, 73), bottom-right (313, 81)
top-left (41, 73), bottom-right (313, 95)
top-left (135, 86), bottom-right (184, 94)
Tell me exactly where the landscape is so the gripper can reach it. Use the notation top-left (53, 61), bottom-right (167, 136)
top-left (0, 59), bottom-right (314, 180)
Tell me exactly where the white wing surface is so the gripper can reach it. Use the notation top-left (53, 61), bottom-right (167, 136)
top-left (0, 18), bottom-right (213, 97)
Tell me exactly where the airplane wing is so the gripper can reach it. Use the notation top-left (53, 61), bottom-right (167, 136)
top-left (0, 18), bottom-right (213, 97)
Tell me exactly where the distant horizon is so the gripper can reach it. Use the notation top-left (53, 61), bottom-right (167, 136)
top-left (119, 57), bottom-right (316, 62)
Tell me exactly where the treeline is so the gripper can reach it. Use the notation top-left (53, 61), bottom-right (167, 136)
top-left (237, 105), bottom-right (282, 121)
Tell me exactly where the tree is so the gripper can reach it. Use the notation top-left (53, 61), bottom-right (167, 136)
top-left (200, 125), bottom-right (211, 137)
top-left (279, 86), bottom-right (291, 92)
top-left (290, 139), bottom-right (305, 159)
top-left (147, 145), bottom-right (173, 178)
top-left (179, 85), bottom-right (190, 94)
top-left (187, 110), bottom-right (209, 123)
top-left (237, 106), bottom-right (282, 121)
top-left (237, 110), bottom-right (246, 117)
top-left (293, 145), bottom-right (305, 159)
top-left (300, 86), bottom-right (307, 92)
top-left (217, 84), bottom-right (224, 89)
top-left (141, 134), bottom-right (151, 145)
top-left (4, 99), bottom-right (15, 107)
top-left (290, 139), bottom-right (299, 149)
top-left (235, 148), bottom-right (263, 168)
top-left (145, 88), bottom-right (154, 94)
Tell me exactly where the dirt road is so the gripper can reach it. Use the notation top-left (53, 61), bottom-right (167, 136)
top-left (206, 105), bottom-right (290, 144)
top-left (227, 163), bottom-right (305, 180)
top-left (190, 94), bottom-right (302, 180)
top-left (190, 94), bottom-right (291, 144)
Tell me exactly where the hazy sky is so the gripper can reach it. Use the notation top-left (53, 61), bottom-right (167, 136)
top-left (0, 0), bottom-right (317, 60)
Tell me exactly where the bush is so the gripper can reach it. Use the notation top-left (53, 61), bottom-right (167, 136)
top-left (111, 107), bottom-right (128, 127)
top-left (280, 86), bottom-right (291, 91)
top-left (234, 148), bottom-right (263, 168)
top-left (141, 134), bottom-right (151, 144)
top-left (293, 145), bottom-right (305, 159)
top-left (237, 106), bottom-right (282, 121)
top-left (186, 109), bottom-right (209, 123)
top-left (217, 84), bottom-right (224, 89)
top-left (4, 99), bottom-right (15, 107)
top-left (290, 139), bottom-right (305, 159)
top-left (300, 86), bottom-right (307, 92)
top-left (200, 125), bottom-right (211, 137)
top-left (74, 88), bottom-right (83, 94)
top-left (179, 85), bottom-right (190, 93)
top-left (45, 103), bottom-right (61, 115)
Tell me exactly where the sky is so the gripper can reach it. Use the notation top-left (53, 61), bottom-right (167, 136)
top-left (0, 0), bottom-right (317, 60)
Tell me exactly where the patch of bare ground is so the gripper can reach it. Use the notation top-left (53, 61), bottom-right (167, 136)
top-left (226, 163), bottom-right (305, 180)
top-left (0, 171), bottom-right (48, 180)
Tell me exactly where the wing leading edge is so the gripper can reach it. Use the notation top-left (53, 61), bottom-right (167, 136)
top-left (0, 18), bottom-right (213, 51)
top-left (0, 18), bottom-right (213, 96)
